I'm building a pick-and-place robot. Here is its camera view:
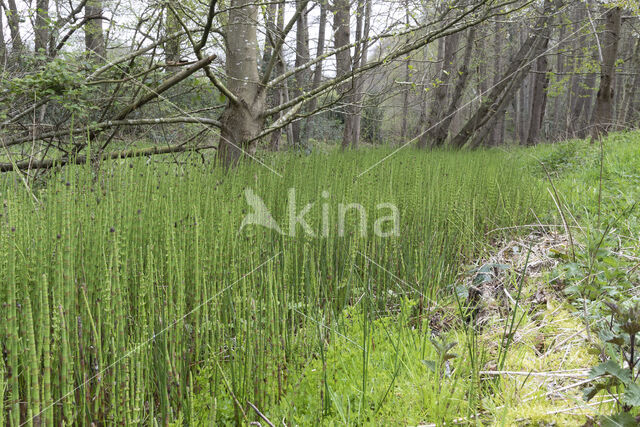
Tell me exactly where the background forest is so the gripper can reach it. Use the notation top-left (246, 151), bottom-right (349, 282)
top-left (0, 0), bottom-right (637, 164)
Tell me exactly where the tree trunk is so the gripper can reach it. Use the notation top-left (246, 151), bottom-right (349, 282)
top-left (291, 0), bottom-right (310, 148)
top-left (552, 18), bottom-right (567, 139)
top-left (517, 27), bottom-right (531, 145)
top-left (0, 7), bottom-right (6, 64)
top-left (526, 37), bottom-right (550, 145)
top-left (303, 0), bottom-right (327, 140)
top-left (268, 1), bottom-right (293, 151)
top-left (85, 0), bottom-right (106, 61)
top-left (333, 0), bottom-right (356, 148)
top-left (34, 0), bottom-right (49, 55)
top-left (350, 0), bottom-right (370, 145)
top-left (5, 0), bottom-right (23, 55)
top-left (568, 62), bottom-right (597, 138)
top-left (567, 3), bottom-right (595, 139)
top-left (400, 58), bottom-right (410, 140)
top-left (417, 30), bottom-right (461, 148)
top-left (620, 37), bottom-right (640, 128)
top-left (400, 0), bottom-right (411, 141)
top-left (590, 6), bottom-right (621, 141)
top-left (218, 0), bottom-right (265, 166)
top-left (491, 20), bottom-right (505, 146)
top-left (165, 3), bottom-right (182, 72)
top-left (450, 0), bottom-right (559, 149)
top-left (427, 28), bottom-right (476, 148)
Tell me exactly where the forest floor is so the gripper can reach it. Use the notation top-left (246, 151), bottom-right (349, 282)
top-left (2, 132), bottom-right (640, 426)
top-left (223, 133), bottom-right (640, 426)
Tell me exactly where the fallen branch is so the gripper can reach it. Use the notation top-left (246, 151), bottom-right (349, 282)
top-left (479, 370), bottom-right (589, 378)
top-left (0, 143), bottom-right (216, 173)
top-left (247, 401), bottom-right (275, 427)
top-left (2, 117), bottom-right (222, 148)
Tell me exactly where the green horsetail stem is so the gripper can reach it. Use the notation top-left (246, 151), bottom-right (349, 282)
top-left (0, 147), bottom-right (547, 424)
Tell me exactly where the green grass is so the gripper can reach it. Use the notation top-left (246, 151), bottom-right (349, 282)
top-left (6, 133), bottom-right (638, 425)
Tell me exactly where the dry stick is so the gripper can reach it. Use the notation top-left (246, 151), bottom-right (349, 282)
top-left (0, 137), bottom-right (40, 203)
top-left (1, 55), bottom-right (217, 172)
top-left (247, 401), bottom-right (275, 427)
top-left (543, 166), bottom-right (576, 262)
top-left (172, 0), bottom-right (240, 106)
top-left (479, 370), bottom-right (589, 378)
top-left (423, 378), bottom-right (598, 426)
top-left (215, 360), bottom-right (249, 423)
top-left (515, 397), bottom-right (616, 421)
top-left (1, 30), bottom-right (195, 128)
top-left (485, 223), bottom-right (580, 235)
top-left (89, 29), bottom-right (197, 80)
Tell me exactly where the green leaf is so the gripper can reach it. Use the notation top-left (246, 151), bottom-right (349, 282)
top-left (622, 383), bottom-right (640, 407)
top-left (422, 360), bottom-right (436, 373)
top-left (583, 383), bottom-right (605, 402)
top-left (455, 284), bottom-right (468, 301)
top-left (549, 248), bottom-right (568, 259)
top-left (600, 412), bottom-right (637, 427)
top-left (589, 360), bottom-right (632, 386)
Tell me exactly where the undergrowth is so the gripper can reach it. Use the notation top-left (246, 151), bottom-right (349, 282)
top-left (2, 132), bottom-right (639, 425)
top-left (0, 148), bottom-right (543, 425)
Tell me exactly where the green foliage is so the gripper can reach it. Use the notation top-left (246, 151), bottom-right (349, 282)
top-left (3, 53), bottom-right (97, 118)
top-left (0, 146), bottom-right (544, 424)
top-left (530, 139), bottom-right (581, 174)
top-left (584, 301), bottom-right (640, 420)
top-left (4, 132), bottom-right (640, 424)
top-left (529, 132), bottom-right (640, 423)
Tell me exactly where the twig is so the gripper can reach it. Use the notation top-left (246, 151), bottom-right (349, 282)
top-left (247, 401), bottom-right (275, 427)
top-left (0, 143), bottom-right (216, 172)
top-left (479, 370), bottom-right (589, 378)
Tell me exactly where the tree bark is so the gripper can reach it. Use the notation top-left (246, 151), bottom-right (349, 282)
top-left (526, 37), bottom-right (550, 145)
top-left (85, 0), bottom-right (106, 61)
top-left (517, 26), bottom-right (531, 145)
top-left (590, 6), bottom-right (621, 141)
top-left (400, 0), bottom-right (411, 141)
top-left (333, 0), bottom-right (356, 148)
top-left (165, 3), bottom-right (182, 72)
top-left (450, 0), bottom-right (559, 149)
top-left (417, 30), bottom-right (461, 148)
top-left (292, 0), bottom-right (310, 147)
top-left (0, 6), bottom-right (6, 64)
top-left (566, 2), bottom-right (595, 139)
top-left (426, 27), bottom-right (476, 148)
top-left (268, 1), bottom-right (293, 151)
top-left (620, 37), bottom-right (640, 128)
top-left (5, 0), bottom-right (23, 55)
top-left (490, 20), bottom-right (505, 146)
top-left (350, 0), bottom-right (370, 145)
top-left (218, 0), bottom-right (265, 166)
top-left (34, 0), bottom-right (50, 55)
top-left (552, 17), bottom-right (567, 139)
top-left (303, 0), bottom-right (327, 140)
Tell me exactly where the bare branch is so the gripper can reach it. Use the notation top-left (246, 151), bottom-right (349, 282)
top-left (0, 143), bottom-right (216, 173)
